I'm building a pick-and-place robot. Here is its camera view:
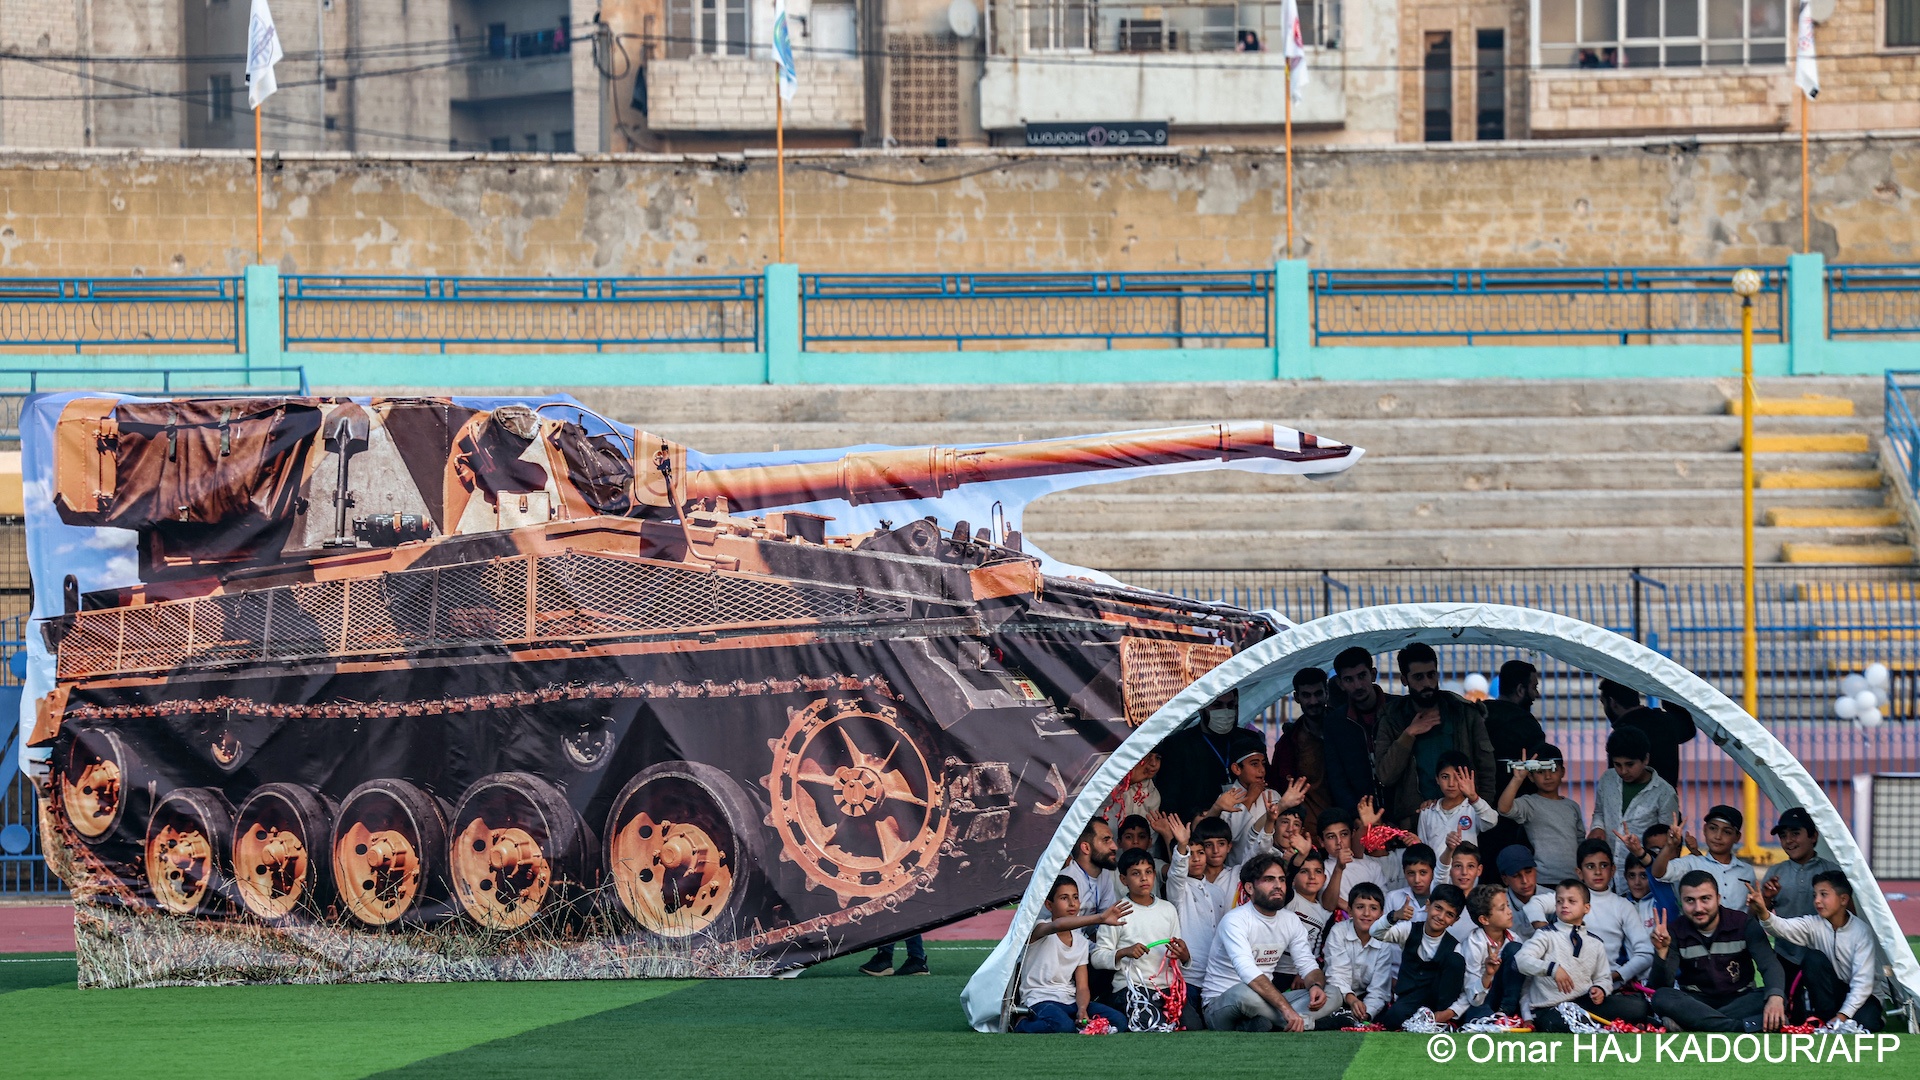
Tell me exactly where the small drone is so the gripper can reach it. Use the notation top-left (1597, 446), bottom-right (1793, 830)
top-left (1501, 758), bottom-right (1560, 773)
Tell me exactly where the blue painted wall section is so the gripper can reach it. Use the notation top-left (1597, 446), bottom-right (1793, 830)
top-left (6, 256), bottom-right (1913, 387)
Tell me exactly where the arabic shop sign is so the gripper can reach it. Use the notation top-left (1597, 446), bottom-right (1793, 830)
top-left (1024, 122), bottom-right (1169, 148)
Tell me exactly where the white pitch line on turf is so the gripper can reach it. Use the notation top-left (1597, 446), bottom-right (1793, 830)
top-left (0, 957), bottom-right (73, 963)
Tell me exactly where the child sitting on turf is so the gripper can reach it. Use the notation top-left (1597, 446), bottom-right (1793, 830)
top-left (1751, 870), bottom-right (1891, 1031)
top-left (1456, 883), bottom-right (1524, 1021)
top-left (1496, 743), bottom-right (1583, 887)
top-left (1515, 880), bottom-right (1652, 1030)
top-left (1015, 876), bottom-right (1133, 1033)
top-left (1384, 843), bottom-right (1438, 924)
top-left (1417, 752), bottom-right (1498, 862)
top-left (1157, 811), bottom-right (1236, 975)
top-left (1654, 804), bottom-right (1758, 910)
top-left (1498, 847), bottom-right (1552, 941)
top-left (1094, 848), bottom-right (1198, 1030)
top-left (1322, 882), bottom-right (1397, 1028)
top-left (1372, 884), bottom-right (1471, 1030)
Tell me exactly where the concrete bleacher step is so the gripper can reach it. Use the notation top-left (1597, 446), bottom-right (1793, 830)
top-left (1725, 394), bottom-right (1857, 417)
top-left (1764, 506), bottom-right (1902, 528)
top-left (1757, 468), bottom-right (1884, 489)
top-left (1780, 542), bottom-right (1916, 565)
top-left (1749, 433), bottom-right (1872, 453)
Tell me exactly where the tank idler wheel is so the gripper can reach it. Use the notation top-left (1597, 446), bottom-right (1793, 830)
top-left (144, 788), bottom-right (235, 915)
top-left (233, 783), bottom-right (336, 922)
top-left (448, 772), bottom-right (589, 930)
top-left (606, 761), bottom-right (763, 940)
top-left (333, 778), bottom-right (448, 928)
top-left (60, 727), bottom-right (139, 845)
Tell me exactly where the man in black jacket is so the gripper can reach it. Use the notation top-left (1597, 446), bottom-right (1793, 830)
top-left (1649, 870), bottom-right (1787, 1032)
top-left (1325, 647), bottom-right (1399, 816)
top-left (1599, 679), bottom-right (1697, 790)
top-left (1480, 660), bottom-right (1546, 869)
top-left (1156, 690), bottom-right (1263, 821)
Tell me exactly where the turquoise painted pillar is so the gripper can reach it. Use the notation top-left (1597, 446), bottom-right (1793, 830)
top-left (764, 263), bottom-right (800, 385)
top-left (1274, 259), bottom-right (1311, 379)
top-left (1786, 252), bottom-right (1826, 375)
top-left (243, 263), bottom-right (282, 380)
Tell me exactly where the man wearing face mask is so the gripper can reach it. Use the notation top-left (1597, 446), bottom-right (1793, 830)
top-left (1156, 690), bottom-right (1264, 822)
top-left (1373, 643), bottom-right (1496, 828)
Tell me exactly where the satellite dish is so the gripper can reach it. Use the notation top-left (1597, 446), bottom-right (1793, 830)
top-left (948, 0), bottom-right (979, 38)
top-left (1809, 0), bottom-right (1834, 20)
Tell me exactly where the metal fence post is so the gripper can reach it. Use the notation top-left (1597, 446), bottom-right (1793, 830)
top-left (244, 264), bottom-right (283, 383)
top-left (765, 263), bottom-right (800, 385)
top-left (1786, 251), bottom-right (1826, 374)
top-left (1274, 259), bottom-right (1311, 379)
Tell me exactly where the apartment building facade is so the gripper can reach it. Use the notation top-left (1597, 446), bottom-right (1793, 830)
top-left (0, 0), bottom-right (1912, 152)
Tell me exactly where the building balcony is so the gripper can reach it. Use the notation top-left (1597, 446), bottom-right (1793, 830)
top-left (980, 49), bottom-right (1345, 131)
top-left (452, 52), bottom-right (574, 103)
top-left (644, 57), bottom-right (864, 132)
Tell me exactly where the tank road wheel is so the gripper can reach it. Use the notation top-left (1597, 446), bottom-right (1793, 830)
top-left (144, 788), bottom-right (235, 915)
top-left (448, 773), bottom-right (589, 930)
top-left (761, 698), bottom-right (950, 907)
top-left (606, 761), bottom-right (764, 940)
top-left (332, 779), bottom-right (448, 928)
top-left (59, 727), bottom-right (139, 845)
top-left (232, 784), bottom-right (335, 922)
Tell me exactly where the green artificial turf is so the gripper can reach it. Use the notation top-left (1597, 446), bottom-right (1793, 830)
top-left (1, 941), bottom-right (1917, 1080)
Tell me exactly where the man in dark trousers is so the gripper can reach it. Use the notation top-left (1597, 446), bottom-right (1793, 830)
top-left (1325, 648), bottom-right (1400, 817)
top-left (1479, 660), bottom-right (1546, 868)
top-left (1649, 870), bottom-right (1787, 1032)
top-left (1374, 643), bottom-right (1496, 828)
top-left (1598, 679), bottom-right (1697, 790)
top-left (1372, 883), bottom-right (1470, 1030)
top-left (1156, 690), bottom-right (1264, 821)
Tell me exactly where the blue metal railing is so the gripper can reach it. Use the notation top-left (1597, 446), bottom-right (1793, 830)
top-left (0, 618), bottom-right (59, 896)
top-left (0, 366), bottom-right (311, 442)
top-left (1311, 265), bottom-right (1789, 345)
top-left (1830, 264), bottom-right (1920, 337)
top-left (0, 276), bottom-right (244, 353)
top-left (1887, 370), bottom-right (1920, 502)
top-left (281, 274), bottom-right (762, 353)
top-left (799, 270), bottom-right (1274, 351)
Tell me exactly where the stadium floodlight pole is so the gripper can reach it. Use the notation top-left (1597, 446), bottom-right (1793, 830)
top-left (1733, 266), bottom-right (1767, 859)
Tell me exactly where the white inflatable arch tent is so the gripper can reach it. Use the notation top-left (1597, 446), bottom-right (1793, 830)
top-left (961, 603), bottom-right (1920, 1032)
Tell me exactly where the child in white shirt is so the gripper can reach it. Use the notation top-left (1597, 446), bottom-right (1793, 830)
top-left (1093, 848), bottom-right (1198, 1030)
top-left (1418, 752), bottom-right (1498, 861)
top-left (1014, 875), bottom-right (1133, 1033)
top-left (1384, 843), bottom-right (1438, 925)
top-left (1514, 881), bottom-right (1652, 1031)
top-left (1158, 811), bottom-right (1239, 976)
top-left (1322, 882), bottom-right (1397, 1027)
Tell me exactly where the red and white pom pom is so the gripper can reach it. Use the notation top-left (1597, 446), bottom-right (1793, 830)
top-left (1080, 1015), bottom-right (1115, 1035)
top-left (1360, 825), bottom-right (1415, 855)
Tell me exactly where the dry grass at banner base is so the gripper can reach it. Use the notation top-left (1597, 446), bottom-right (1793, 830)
top-left (71, 891), bottom-right (780, 989)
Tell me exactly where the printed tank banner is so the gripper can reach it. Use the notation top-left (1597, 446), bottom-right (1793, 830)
top-left (18, 393), bottom-right (1359, 987)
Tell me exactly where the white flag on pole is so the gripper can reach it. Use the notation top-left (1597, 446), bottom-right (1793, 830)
top-left (1280, 0), bottom-right (1310, 103)
top-left (247, 0), bottom-right (283, 109)
top-left (1795, 0), bottom-right (1820, 99)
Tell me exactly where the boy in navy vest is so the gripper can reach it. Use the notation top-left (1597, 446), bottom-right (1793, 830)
top-left (1648, 870), bottom-right (1786, 1032)
top-left (1371, 883), bottom-right (1470, 1029)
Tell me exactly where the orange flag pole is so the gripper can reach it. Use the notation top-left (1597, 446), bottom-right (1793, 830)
top-left (1284, 59), bottom-right (1294, 258)
top-left (776, 85), bottom-right (787, 263)
top-left (254, 106), bottom-right (265, 263)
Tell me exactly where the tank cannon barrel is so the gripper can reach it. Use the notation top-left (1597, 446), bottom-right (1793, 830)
top-left (684, 421), bottom-right (1352, 511)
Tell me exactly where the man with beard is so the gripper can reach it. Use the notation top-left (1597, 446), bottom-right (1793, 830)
top-left (1484, 661), bottom-right (1546, 795)
top-left (1374, 643), bottom-right (1496, 828)
top-left (1156, 690), bottom-right (1263, 822)
top-left (1274, 667), bottom-right (1332, 826)
top-left (1198, 853), bottom-right (1329, 1031)
top-left (1325, 648), bottom-right (1400, 816)
top-left (1064, 817), bottom-right (1123, 1001)
top-left (1650, 871), bottom-right (1787, 1033)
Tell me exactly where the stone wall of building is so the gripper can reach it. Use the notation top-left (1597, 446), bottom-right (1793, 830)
top-left (0, 135), bottom-right (1912, 277)
top-left (645, 57), bottom-right (864, 132)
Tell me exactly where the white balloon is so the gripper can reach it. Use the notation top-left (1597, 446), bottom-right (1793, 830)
top-left (1866, 662), bottom-right (1892, 690)
top-left (1855, 689), bottom-right (1880, 713)
top-left (1464, 673), bottom-right (1491, 695)
top-left (1859, 706), bottom-right (1885, 728)
top-left (1841, 673), bottom-right (1870, 697)
top-left (1834, 695), bottom-right (1860, 719)
top-left (1874, 688), bottom-right (1889, 709)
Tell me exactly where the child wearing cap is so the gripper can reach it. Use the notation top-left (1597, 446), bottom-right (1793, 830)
top-left (1653, 804), bottom-right (1758, 910)
top-left (1755, 806), bottom-right (1841, 980)
top-left (1497, 846), bottom-right (1552, 941)
top-left (1201, 734), bottom-right (1309, 865)
top-left (1496, 743), bottom-right (1583, 886)
top-left (1416, 751), bottom-right (1498, 862)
